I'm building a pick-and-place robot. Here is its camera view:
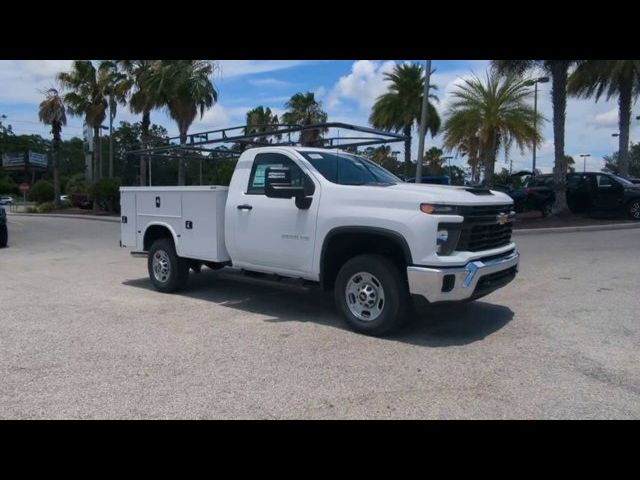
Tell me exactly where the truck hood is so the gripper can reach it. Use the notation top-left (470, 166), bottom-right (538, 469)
top-left (387, 182), bottom-right (513, 206)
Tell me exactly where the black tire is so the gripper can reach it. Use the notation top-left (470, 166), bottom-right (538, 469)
top-left (147, 238), bottom-right (190, 293)
top-left (628, 199), bottom-right (640, 221)
top-left (0, 225), bottom-right (7, 248)
top-left (334, 254), bottom-right (410, 336)
top-left (540, 201), bottom-right (553, 218)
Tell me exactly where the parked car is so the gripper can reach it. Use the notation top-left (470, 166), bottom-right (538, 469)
top-left (0, 195), bottom-right (15, 205)
top-left (71, 193), bottom-right (93, 209)
top-left (405, 175), bottom-right (451, 185)
top-left (495, 173), bottom-right (555, 217)
top-left (0, 207), bottom-right (7, 248)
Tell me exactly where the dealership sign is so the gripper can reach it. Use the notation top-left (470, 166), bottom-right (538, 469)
top-left (1, 151), bottom-right (48, 169)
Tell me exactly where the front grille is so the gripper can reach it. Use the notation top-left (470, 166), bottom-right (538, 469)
top-left (456, 204), bottom-right (513, 252)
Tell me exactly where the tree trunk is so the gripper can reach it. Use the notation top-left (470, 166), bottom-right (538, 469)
top-left (93, 126), bottom-right (100, 182)
top-left (618, 77), bottom-right (632, 177)
top-left (109, 101), bottom-right (114, 178)
top-left (53, 132), bottom-right (61, 209)
top-left (178, 130), bottom-right (187, 186)
top-left (550, 62), bottom-right (569, 214)
top-left (403, 125), bottom-right (412, 179)
top-left (482, 130), bottom-right (498, 186)
top-left (140, 109), bottom-right (150, 186)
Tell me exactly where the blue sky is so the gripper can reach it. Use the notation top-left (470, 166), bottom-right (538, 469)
top-left (1, 60), bottom-right (638, 174)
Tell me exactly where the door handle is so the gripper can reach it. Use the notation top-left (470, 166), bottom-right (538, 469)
top-left (237, 204), bottom-right (253, 211)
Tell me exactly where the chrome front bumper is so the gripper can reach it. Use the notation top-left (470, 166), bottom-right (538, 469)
top-left (407, 251), bottom-right (520, 303)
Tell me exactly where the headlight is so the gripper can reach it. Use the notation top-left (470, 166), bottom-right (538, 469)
top-left (420, 203), bottom-right (458, 214)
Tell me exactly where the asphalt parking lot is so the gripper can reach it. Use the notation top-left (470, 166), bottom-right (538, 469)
top-left (1, 214), bottom-right (639, 419)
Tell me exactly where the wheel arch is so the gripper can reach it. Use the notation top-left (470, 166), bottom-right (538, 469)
top-left (143, 222), bottom-right (179, 252)
top-left (319, 226), bottom-right (413, 291)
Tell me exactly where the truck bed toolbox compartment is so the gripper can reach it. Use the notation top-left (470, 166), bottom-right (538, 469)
top-left (119, 186), bottom-right (230, 262)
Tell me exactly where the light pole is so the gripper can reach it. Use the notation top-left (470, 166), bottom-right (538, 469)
top-left (527, 76), bottom-right (549, 174)
top-left (443, 155), bottom-right (453, 179)
top-left (97, 125), bottom-right (108, 180)
top-left (579, 153), bottom-right (591, 173)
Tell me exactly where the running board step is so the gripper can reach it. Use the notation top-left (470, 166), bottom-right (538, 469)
top-left (216, 268), bottom-right (318, 293)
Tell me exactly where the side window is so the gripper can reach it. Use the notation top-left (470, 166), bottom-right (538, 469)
top-left (247, 153), bottom-right (312, 195)
top-left (597, 174), bottom-right (613, 188)
top-left (567, 174), bottom-right (584, 189)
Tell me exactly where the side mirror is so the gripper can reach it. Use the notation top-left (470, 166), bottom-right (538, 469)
top-left (264, 167), bottom-right (312, 209)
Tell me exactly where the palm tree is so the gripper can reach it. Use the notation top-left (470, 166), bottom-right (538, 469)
top-left (281, 92), bottom-right (328, 147)
top-left (38, 89), bottom-right (67, 208)
top-left (98, 61), bottom-right (129, 178)
top-left (453, 134), bottom-right (481, 184)
top-left (568, 60), bottom-right (640, 177)
top-left (443, 71), bottom-right (542, 186)
top-left (58, 60), bottom-right (108, 182)
top-left (145, 60), bottom-right (218, 185)
top-left (118, 60), bottom-right (161, 186)
top-left (244, 106), bottom-right (282, 145)
top-left (424, 146), bottom-right (447, 175)
top-left (364, 145), bottom-right (402, 174)
top-left (492, 60), bottom-right (575, 213)
top-left (369, 63), bottom-right (441, 177)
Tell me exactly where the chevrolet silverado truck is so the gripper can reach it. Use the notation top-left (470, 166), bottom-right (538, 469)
top-left (120, 146), bottom-right (519, 335)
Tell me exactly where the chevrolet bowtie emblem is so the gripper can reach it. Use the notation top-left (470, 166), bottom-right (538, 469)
top-left (497, 212), bottom-right (510, 225)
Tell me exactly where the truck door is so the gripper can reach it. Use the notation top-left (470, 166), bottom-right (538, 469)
top-left (594, 174), bottom-right (623, 211)
top-left (230, 152), bottom-right (319, 274)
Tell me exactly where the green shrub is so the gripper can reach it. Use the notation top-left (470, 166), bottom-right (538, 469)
top-left (0, 176), bottom-right (20, 196)
top-left (37, 201), bottom-right (56, 213)
top-left (26, 206), bottom-right (38, 213)
top-left (90, 177), bottom-right (121, 213)
top-left (30, 180), bottom-right (55, 203)
top-left (65, 173), bottom-right (88, 194)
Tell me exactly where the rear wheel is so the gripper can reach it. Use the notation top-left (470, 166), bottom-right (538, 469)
top-left (540, 201), bottom-right (553, 218)
top-left (147, 238), bottom-right (190, 293)
top-left (628, 199), bottom-right (640, 220)
top-left (334, 254), bottom-right (410, 336)
top-left (0, 224), bottom-right (7, 248)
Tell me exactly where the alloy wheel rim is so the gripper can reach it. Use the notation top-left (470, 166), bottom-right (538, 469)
top-left (631, 202), bottom-right (640, 219)
top-left (345, 272), bottom-right (386, 322)
top-left (152, 249), bottom-right (171, 283)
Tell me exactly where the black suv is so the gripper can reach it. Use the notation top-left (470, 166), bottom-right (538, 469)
top-left (0, 207), bottom-right (7, 248)
top-left (566, 172), bottom-right (640, 219)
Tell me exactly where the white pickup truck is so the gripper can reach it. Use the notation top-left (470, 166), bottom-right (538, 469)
top-left (120, 146), bottom-right (519, 335)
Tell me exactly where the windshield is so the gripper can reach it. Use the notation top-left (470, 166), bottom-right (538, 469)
top-left (300, 151), bottom-right (401, 186)
top-left (611, 174), bottom-right (635, 186)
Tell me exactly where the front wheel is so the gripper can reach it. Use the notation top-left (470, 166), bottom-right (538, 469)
top-left (540, 201), bottom-right (553, 218)
top-left (334, 254), bottom-right (410, 336)
top-left (628, 199), bottom-right (640, 220)
top-left (147, 238), bottom-right (190, 293)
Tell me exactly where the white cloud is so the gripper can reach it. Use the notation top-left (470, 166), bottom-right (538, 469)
top-left (328, 60), bottom-right (396, 110)
top-left (217, 60), bottom-right (311, 79)
top-left (248, 78), bottom-right (293, 88)
top-left (0, 60), bottom-right (73, 103)
top-left (588, 108), bottom-right (618, 129)
top-left (192, 104), bottom-right (232, 129)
